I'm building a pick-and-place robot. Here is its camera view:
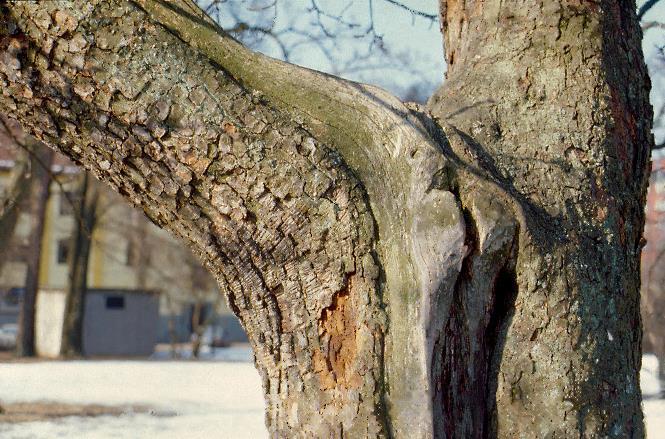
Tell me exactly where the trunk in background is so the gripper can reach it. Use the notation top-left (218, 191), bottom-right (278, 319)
top-left (16, 142), bottom-right (54, 358)
top-left (190, 300), bottom-right (203, 358)
top-left (60, 173), bottom-right (99, 357)
top-left (0, 132), bottom-right (30, 273)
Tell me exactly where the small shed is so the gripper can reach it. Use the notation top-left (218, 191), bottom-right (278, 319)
top-left (36, 288), bottom-right (159, 358)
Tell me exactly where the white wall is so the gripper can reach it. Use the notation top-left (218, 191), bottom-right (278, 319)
top-left (35, 288), bottom-right (66, 358)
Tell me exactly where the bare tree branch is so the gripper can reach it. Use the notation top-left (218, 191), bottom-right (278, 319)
top-left (195, 0), bottom-right (441, 100)
top-left (639, 0), bottom-right (661, 20)
top-left (642, 20), bottom-right (665, 31)
top-left (381, 0), bottom-right (437, 21)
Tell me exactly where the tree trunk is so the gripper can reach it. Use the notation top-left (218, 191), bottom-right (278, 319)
top-left (0, 126), bottom-right (30, 273)
top-left (0, 0), bottom-right (652, 437)
top-left (15, 140), bottom-right (54, 358)
top-left (427, 1), bottom-right (652, 435)
top-left (60, 172), bottom-right (99, 357)
top-left (190, 300), bottom-right (203, 358)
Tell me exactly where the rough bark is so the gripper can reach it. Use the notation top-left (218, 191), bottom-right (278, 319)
top-left (15, 141), bottom-right (54, 358)
top-left (60, 172), bottom-right (99, 358)
top-left (0, 0), bottom-right (652, 437)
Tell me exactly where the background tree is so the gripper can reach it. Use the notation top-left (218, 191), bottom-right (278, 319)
top-left (199, 0), bottom-right (443, 102)
top-left (0, 118), bottom-right (30, 270)
top-left (60, 173), bottom-right (100, 357)
top-left (1, 117), bottom-right (225, 359)
top-left (0, 1), bottom-right (653, 437)
top-left (633, 0), bottom-right (665, 383)
top-left (0, 118), bottom-right (90, 358)
top-left (0, 120), bottom-right (50, 359)
top-left (14, 141), bottom-right (54, 358)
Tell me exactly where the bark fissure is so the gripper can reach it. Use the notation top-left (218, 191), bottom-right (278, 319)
top-left (429, 175), bottom-right (519, 438)
top-left (484, 264), bottom-right (519, 438)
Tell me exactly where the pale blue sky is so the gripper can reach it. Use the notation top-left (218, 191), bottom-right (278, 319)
top-left (203, 0), bottom-right (444, 100)
top-left (640, 0), bottom-right (665, 145)
top-left (203, 0), bottom-right (665, 142)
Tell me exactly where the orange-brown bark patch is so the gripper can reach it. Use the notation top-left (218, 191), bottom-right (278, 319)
top-left (313, 274), bottom-right (362, 391)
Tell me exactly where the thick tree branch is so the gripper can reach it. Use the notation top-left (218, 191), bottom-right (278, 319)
top-left (133, 0), bottom-right (442, 198)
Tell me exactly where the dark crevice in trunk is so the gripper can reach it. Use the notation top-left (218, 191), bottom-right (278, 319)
top-left (484, 264), bottom-right (519, 438)
top-left (433, 184), bottom-right (519, 438)
top-left (437, 259), bottom-right (473, 439)
top-left (433, 201), bottom-right (477, 439)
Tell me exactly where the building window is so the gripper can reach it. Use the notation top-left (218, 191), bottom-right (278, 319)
top-left (106, 296), bottom-right (125, 310)
top-left (2, 287), bottom-right (23, 308)
top-left (56, 239), bottom-right (70, 264)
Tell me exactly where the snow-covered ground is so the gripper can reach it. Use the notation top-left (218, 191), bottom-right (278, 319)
top-left (0, 348), bottom-right (267, 439)
top-left (1, 351), bottom-right (664, 438)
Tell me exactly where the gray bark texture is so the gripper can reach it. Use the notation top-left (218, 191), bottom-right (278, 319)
top-left (0, 0), bottom-right (653, 437)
